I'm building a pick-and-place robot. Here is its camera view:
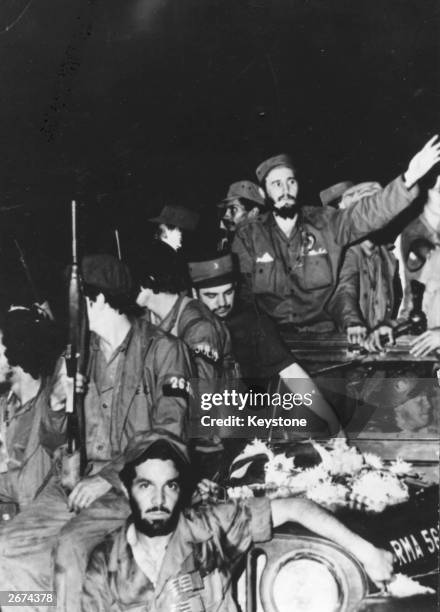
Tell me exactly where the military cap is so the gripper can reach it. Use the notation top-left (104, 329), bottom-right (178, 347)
top-left (149, 205), bottom-right (199, 231)
top-left (188, 254), bottom-right (236, 289)
top-left (255, 154), bottom-right (295, 185)
top-left (218, 180), bottom-right (265, 208)
top-left (121, 429), bottom-right (190, 470)
top-left (82, 254), bottom-right (132, 295)
top-left (319, 181), bottom-right (354, 207)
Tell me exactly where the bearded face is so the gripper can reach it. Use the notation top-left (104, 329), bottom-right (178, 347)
top-left (129, 458), bottom-right (182, 537)
top-left (264, 166), bottom-right (299, 219)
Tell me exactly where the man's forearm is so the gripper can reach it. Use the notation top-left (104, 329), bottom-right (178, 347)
top-left (342, 176), bottom-right (418, 245)
top-left (271, 497), bottom-right (373, 560)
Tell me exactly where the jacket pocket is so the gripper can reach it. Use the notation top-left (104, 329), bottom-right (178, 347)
top-left (296, 253), bottom-right (333, 291)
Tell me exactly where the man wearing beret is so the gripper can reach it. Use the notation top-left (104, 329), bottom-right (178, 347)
top-left (81, 429), bottom-right (393, 611)
top-left (232, 136), bottom-right (440, 332)
top-left (217, 180), bottom-right (265, 251)
top-left (0, 254), bottom-right (195, 612)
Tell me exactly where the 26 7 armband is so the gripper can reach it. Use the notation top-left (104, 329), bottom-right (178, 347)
top-left (163, 376), bottom-right (193, 399)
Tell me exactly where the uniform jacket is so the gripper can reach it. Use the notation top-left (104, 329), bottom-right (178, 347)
top-left (94, 318), bottom-right (195, 489)
top-left (151, 297), bottom-right (236, 440)
top-left (82, 497), bottom-right (271, 612)
top-left (0, 368), bottom-right (67, 509)
top-left (232, 176), bottom-right (418, 328)
top-left (156, 296), bottom-right (233, 384)
top-left (326, 243), bottom-right (399, 331)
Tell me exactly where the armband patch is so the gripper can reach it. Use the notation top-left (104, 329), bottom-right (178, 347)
top-left (163, 376), bottom-right (193, 398)
top-left (192, 343), bottom-right (219, 364)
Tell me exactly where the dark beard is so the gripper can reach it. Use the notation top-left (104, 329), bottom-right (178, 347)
top-left (267, 194), bottom-right (299, 219)
top-left (129, 494), bottom-right (181, 537)
top-left (271, 203), bottom-right (298, 219)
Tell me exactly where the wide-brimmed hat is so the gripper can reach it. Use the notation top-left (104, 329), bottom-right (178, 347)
top-left (149, 205), bottom-right (199, 231)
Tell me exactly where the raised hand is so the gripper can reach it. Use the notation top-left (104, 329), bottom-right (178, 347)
top-left (404, 135), bottom-right (440, 188)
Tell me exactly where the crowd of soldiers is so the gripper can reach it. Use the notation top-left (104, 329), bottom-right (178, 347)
top-left (0, 135), bottom-right (439, 611)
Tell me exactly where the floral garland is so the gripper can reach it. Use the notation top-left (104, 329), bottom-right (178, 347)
top-left (228, 438), bottom-right (412, 514)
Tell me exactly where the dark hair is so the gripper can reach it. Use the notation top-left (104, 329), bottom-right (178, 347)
top-left (2, 308), bottom-right (64, 379)
top-left (119, 440), bottom-right (194, 506)
top-left (133, 242), bottom-right (189, 296)
top-left (137, 269), bottom-right (188, 296)
top-left (237, 197), bottom-right (263, 212)
top-left (83, 283), bottom-right (141, 317)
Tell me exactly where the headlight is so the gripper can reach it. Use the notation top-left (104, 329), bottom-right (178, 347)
top-left (247, 534), bottom-right (368, 612)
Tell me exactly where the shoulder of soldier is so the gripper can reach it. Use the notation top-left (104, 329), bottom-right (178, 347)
top-left (180, 299), bottom-right (226, 332)
top-left (135, 316), bottom-right (187, 352)
top-left (301, 205), bottom-right (339, 229)
top-left (179, 300), bottom-right (229, 346)
top-left (234, 212), bottom-right (272, 238)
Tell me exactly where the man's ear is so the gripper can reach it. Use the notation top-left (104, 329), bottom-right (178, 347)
top-left (248, 207), bottom-right (260, 219)
top-left (258, 186), bottom-right (265, 200)
top-left (191, 288), bottom-right (198, 299)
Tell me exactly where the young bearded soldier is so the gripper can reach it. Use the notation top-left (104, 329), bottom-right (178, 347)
top-left (82, 430), bottom-right (393, 611)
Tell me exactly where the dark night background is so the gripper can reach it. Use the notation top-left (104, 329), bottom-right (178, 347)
top-left (0, 0), bottom-right (438, 309)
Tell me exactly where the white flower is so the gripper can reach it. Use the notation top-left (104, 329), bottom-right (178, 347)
top-left (363, 453), bottom-right (384, 470)
top-left (307, 481), bottom-right (349, 509)
top-left (227, 486), bottom-right (254, 499)
top-left (389, 458), bottom-right (413, 476)
top-left (350, 471), bottom-right (408, 512)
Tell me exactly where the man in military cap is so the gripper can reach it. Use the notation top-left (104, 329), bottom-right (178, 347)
top-left (82, 429), bottom-right (393, 611)
top-left (0, 254), bottom-right (194, 612)
top-left (232, 137), bottom-right (440, 332)
top-left (149, 204), bottom-right (199, 252)
top-left (217, 180), bottom-right (265, 251)
top-left (190, 253), bottom-right (343, 437)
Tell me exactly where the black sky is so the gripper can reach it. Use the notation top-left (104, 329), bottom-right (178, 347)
top-left (0, 0), bottom-right (438, 273)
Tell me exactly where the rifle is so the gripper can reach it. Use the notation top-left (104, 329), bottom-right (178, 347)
top-left (62, 200), bottom-right (88, 489)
